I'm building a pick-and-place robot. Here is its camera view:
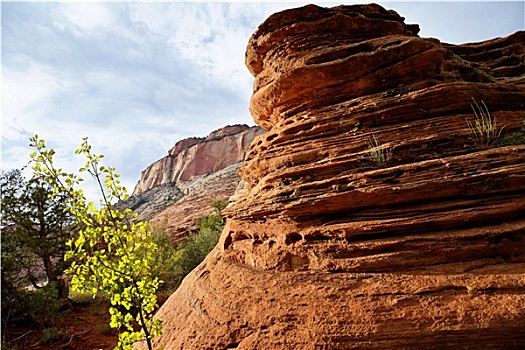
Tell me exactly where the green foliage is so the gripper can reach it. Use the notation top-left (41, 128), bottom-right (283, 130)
top-left (1, 282), bottom-right (62, 330)
top-left (367, 134), bottom-right (392, 167)
top-left (150, 202), bottom-right (227, 296)
top-left (497, 133), bottom-right (525, 146)
top-left (25, 283), bottom-right (63, 326)
top-left (466, 98), bottom-right (504, 147)
top-left (146, 224), bottom-right (181, 299)
top-left (178, 202), bottom-right (226, 279)
top-left (1, 168), bottom-right (75, 328)
top-left (41, 327), bottom-right (66, 344)
top-left (497, 120), bottom-right (525, 146)
top-left (29, 135), bottom-right (162, 350)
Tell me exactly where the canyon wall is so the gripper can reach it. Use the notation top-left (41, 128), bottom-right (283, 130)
top-left (133, 125), bottom-right (264, 194)
top-left (128, 124), bottom-right (264, 234)
top-left (153, 4), bottom-right (525, 349)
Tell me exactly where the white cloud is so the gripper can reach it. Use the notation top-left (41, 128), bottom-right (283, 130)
top-left (54, 2), bottom-right (116, 32)
top-left (3, 64), bottom-right (63, 140)
top-left (386, 2), bottom-right (524, 44)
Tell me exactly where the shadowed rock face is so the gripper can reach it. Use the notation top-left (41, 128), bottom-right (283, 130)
top-left (153, 4), bottom-right (525, 349)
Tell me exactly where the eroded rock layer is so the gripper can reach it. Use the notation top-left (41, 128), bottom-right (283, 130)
top-left (154, 4), bottom-right (525, 349)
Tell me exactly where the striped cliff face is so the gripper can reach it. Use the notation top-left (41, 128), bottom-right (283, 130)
top-left (153, 4), bottom-right (525, 349)
top-left (124, 124), bottom-right (264, 236)
top-left (132, 125), bottom-right (264, 195)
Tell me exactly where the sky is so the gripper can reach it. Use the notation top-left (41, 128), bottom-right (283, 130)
top-left (2, 1), bottom-right (524, 203)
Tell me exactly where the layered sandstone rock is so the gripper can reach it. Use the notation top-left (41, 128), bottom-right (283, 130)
top-left (153, 4), bottom-right (525, 349)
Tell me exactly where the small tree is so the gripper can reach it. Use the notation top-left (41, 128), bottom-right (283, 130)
top-left (29, 135), bottom-right (162, 350)
top-left (1, 168), bottom-right (75, 329)
top-left (1, 170), bottom-right (75, 288)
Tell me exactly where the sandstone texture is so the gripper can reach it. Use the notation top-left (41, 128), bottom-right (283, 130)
top-left (127, 125), bottom-right (263, 235)
top-left (154, 4), bottom-right (525, 349)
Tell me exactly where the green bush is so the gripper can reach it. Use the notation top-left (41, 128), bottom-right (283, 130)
top-left (41, 327), bottom-right (66, 344)
top-left (148, 224), bottom-right (183, 298)
top-left (2, 282), bottom-right (62, 328)
top-left (178, 224), bottom-right (221, 275)
top-left (178, 201), bottom-right (226, 277)
top-left (26, 283), bottom-right (62, 326)
top-left (497, 120), bottom-right (525, 146)
top-left (497, 133), bottom-right (525, 146)
top-left (152, 201), bottom-right (227, 297)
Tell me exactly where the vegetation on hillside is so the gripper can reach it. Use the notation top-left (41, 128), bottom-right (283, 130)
top-left (154, 200), bottom-right (226, 297)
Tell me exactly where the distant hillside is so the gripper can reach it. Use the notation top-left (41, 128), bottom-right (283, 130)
top-left (124, 124), bottom-right (264, 238)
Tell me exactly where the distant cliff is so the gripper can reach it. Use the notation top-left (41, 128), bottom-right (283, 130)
top-left (126, 124), bottom-right (264, 236)
top-left (133, 125), bottom-right (263, 194)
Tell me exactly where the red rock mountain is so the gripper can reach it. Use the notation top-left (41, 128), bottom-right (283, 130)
top-left (153, 4), bottom-right (525, 349)
top-left (127, 124), bottom-right (263, 234)
top-left (133, 125), bottom-right (263, 194)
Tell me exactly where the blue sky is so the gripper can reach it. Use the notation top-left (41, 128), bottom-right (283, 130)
top-left (2, 1), bottom-right (524, 202)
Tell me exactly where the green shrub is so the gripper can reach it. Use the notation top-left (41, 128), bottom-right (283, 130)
top-left (497, 133), bottom-right (525, 146)
top-left (497, 120), bottom-right (525, 146)
top-left (178, 201), bottom-right (226, 276)
top-left (178, 224), bottom-right (221, 275)
top-left (28, 283), bottom-right (62, 326)
top-left (152, 201), bottom-right (227, 296)
top-left (148, 224), bottom-right (183, 298)
top-left (41, 327), bottom-right (66, 344)
top-left (3, 282), bottom-right (63, 328)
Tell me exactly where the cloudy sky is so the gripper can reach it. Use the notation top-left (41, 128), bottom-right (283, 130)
top-left (2, 1), bottom-right (524, 202)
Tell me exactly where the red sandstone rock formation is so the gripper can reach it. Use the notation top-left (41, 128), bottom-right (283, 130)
top-left (153, 4), bottom-right (525, 349)
top-left (133, 125), bottom-right (263, 195)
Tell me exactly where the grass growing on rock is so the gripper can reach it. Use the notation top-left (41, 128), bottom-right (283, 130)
top-left (466, 98), bottom-right (504, 147)
top-left (367, 134), bottom-right (393, 167)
